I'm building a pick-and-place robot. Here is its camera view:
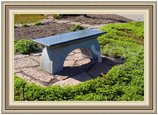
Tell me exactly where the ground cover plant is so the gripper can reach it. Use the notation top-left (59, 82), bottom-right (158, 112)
top-left (14, 21), bottom-right (144, 101)
top-left (52, 14), bottom-right (63, 19)
top-left (14, 39), bottom-right (41, 54)
top-left (22, 24), bottom-right (29, 27)
top-left (35, 21), bottom-right (43, 26)
top-left (14, 14), bottom-right (46, 24)
top-left (70, 24), bottom-right (85, 31)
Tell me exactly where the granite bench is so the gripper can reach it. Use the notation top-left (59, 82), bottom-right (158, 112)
top-left (33, 29), bottom-right (105, 74)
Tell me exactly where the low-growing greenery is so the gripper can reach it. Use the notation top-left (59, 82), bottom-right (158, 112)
top-left (22, 24), bottom-right (29, 27)
top-left (14, 39), bottom-right (40, 54)
top-left (98, 21), bottom-right (144, 45)
top-left (35, 21), bottom-right (43, 26)
top-left (14, 14), bottom-right (46, 24)
top-left (70, 24), bottom-right (85, 31)
top-left (52, 14), bottom-right (63, 19)
top-left (14, 21), bottom-right (144, 101)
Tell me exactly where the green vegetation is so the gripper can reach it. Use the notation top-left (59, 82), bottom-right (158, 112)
top-left (14, 39), bottom-right (40, 54)
top-left (35, 21), bottom-right (43, 26)
top-left (14, 21), bottom-right (144, 101)
top-left (22, 24), bottom-right (29, 27)
top-left (98, 21), bottom-right (144, 45)
top-left (52, 14), bottom-right (63, 19)
top-left (70, 24), bottom-right (85, 31)
top-left (14, 14), bottom-right (46, 24)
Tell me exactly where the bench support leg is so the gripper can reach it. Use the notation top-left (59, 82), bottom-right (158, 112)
top-left (40, 39), bottom-right (101, 74)
top-left (40, 47), bottom-right (66, 74)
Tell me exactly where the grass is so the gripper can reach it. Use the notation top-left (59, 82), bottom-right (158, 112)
top-left (14, 14), bottom-right (46, 24)
top-left (14, 21), bottom-right (144, 101)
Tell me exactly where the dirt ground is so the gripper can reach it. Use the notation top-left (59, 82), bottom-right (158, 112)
top-left (14, 22), bottom-right (73, 40)
top-left (14, 14), bottom-right (132, 40)
top-left (61, 14), bottom-right (132, 25)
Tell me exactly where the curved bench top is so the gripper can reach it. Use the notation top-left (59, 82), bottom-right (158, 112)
top-left (33, 29), bottom-right (105, 47)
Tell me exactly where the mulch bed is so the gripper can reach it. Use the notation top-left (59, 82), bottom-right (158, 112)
top-left (14, 21), bottom-right (74, 40)
top-left (61, 14), bottom-right (132, 25)
top-left (14, 14), bottom-right (132, 40)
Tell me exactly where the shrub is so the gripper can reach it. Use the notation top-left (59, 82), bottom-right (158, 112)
top-left (98, 21), bottom-right (144, 45)
top-left (14, 40), bottom-right (18, 44)
top-left (52, 14), bottom-right (62, 19)
top-left (35, 21), bottom-right (42, 26)
top-left (74, 93), bottom-right (106, 101)
top-left (70, 24), bottom-right (85, 31)
top-left (14, 39), bottom-right (40, 54)
top-left (14, 76), bottom-right (27, 101)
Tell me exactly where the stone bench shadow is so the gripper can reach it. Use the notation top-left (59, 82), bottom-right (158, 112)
top-left (54, 56), bottom-right (124, 82)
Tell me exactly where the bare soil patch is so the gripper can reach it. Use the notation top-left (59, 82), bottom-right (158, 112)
top-left (60, 14), bottom-right (132, 25)
top-left (14, 14), bottom-right (132, 40)
top-left (14, 21), bottom-right (73, 40)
